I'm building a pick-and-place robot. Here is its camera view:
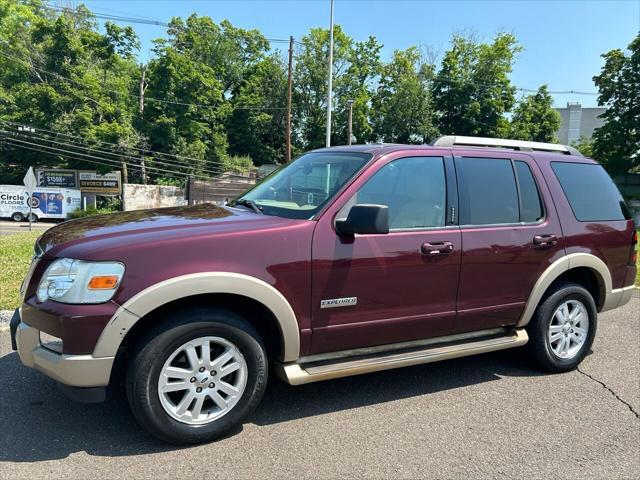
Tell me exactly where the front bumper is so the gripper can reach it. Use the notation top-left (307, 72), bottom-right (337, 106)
top-left (12, 309), bottom-right (114, 389)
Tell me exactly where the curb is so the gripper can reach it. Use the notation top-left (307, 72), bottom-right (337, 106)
top-left (0, 310), bottom-right (13, 332)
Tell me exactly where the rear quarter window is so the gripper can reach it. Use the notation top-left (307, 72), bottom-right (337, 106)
top-left (551, 162), bottom-right (630, 221)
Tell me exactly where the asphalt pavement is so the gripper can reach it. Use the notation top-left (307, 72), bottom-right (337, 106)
top-left (1, 293), bottom-right (638, 479)
top-left (0, 220), bottom-right (54, 236)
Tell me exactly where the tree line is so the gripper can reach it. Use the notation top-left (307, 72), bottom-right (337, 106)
top-left (0, 0), bottom-right (637, 186)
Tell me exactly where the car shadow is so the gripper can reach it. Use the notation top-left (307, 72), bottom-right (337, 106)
top-left (0, 347), bottom-right (542, 462)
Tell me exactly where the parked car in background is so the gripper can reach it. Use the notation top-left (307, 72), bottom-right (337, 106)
top-left (11, 136), bottom-right (637, 444)
top-left (0, 184), bottom-right (81, 222)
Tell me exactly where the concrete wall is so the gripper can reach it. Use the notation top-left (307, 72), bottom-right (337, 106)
top-left (122, 184), bottom-right (187, 211)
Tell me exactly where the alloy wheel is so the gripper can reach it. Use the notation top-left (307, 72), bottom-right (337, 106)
top-left (548, 299), bottom-right (589, 359)
top-left (157, 336), bottom-right (248, 425)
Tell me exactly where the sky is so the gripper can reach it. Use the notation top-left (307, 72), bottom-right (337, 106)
top-left (78, 0), bottom-right (640, 108)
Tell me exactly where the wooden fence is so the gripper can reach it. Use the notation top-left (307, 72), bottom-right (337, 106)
top-left (186, 172), bottom-right (258, 205)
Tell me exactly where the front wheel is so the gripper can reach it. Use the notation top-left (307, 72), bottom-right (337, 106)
top-left (11, 212), bottom-right (24, 222)
top-left (526, 282), bottom-right (597, 372)
top-left (126, 309), bottom-right (268, 444)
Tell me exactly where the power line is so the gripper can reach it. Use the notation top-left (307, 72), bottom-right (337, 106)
top-left (0, 121), bottom-right (227, 175)
top-left (0, 119), bottom-right (231, 169)
top-left (1, 137), bottom-right (191, 180)
top-left (43, 4), bottom-right (304, 46)
top-left (2, 138), bottom-right (162, 177)
top-left (38, 4), bottom-right (596, 96)
top-left (2, 128), bottom-right (227, 176)
top-left (0, 133), bottom-right (211, 179)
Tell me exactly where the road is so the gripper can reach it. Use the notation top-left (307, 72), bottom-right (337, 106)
top-left (1, 294), bottom-right (638, 479)
top-left (0, 220), bottom-right (54, 236)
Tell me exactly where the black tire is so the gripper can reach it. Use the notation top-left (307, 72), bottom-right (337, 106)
top-left (526, 281), bottom-right (597, 372)
top-left (11, 212), bottom-right (24, 222)
top-left (27, 213), bottom-right (38, 222)
top-left (125, 308), bottom-right (268, 445)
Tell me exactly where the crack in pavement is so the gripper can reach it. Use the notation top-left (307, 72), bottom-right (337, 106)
top-left (577, 366), bottom-right (639, 420)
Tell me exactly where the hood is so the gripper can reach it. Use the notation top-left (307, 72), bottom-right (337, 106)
top-left (38, 203), bottom-right (295, 258)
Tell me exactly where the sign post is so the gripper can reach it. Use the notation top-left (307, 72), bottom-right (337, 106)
top-left (23, 167), bottom-right (37, 231)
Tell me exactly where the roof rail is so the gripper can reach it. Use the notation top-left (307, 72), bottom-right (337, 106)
top-left (430, 135), bottom-right (583, 156)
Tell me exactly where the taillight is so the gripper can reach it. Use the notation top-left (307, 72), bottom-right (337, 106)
top-left (631, 230), bottom-right (638, 265)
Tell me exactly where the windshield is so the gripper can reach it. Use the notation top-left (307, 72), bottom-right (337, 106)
top-left (234, 152), bottom-right (372, 219)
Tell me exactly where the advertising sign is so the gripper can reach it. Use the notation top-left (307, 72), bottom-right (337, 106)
top-left (30, 191), bottom-right (64, 215)
top-left (36, 169), bottom-right (78, 188)
top-left (78, 170), bottom-right (121, 195)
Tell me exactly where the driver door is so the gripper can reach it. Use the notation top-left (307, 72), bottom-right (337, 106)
top-left (310, 152), bottom-right (461, 354)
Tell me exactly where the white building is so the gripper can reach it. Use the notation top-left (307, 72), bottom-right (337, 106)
top-left (555, 102), bottom-right (606, 145)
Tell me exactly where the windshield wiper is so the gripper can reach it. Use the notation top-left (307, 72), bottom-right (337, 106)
top-left (234, 198), bottom-right (263, 215)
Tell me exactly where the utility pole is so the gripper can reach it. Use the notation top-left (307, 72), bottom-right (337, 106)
top-left (325, 0), bottom-right (334, 148)
top-left (121, 160), bottom-right (128, 183)
top-left (286, 36), bottom-right (294, 162)
top-left (347, 99), bottom-right (354, 146)
top-left (139, 64), bottom-right (147, 184)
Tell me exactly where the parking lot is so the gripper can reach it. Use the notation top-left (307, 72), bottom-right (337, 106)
top-left (1, 293), bottom-right (638, 479)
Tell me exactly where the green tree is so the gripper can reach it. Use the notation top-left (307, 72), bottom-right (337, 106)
top-left (162, 15), bottom-right (269, 96)
top-left (293, 25), bottom-right (353, 149)
top-left (432, 32), bottom-right (522, 137)
top-left (371, 47), bottom-right (438, 143)
top-left (226, 55), bottom-right (288, 165)
top-left (591, 34), bottom-right (639, 175)
top-left (0, 1), bottom-right (140, 183)
top-left (571, 136), bottom-right (594, 158)
top-left (509, 85), bottom-right (561, 142)
top-left (143, 15), bottom-right (274, 176)
top-left (144, 46), bottom-right (227, 176)
top-left (333, 36), bottom-right (382, 144)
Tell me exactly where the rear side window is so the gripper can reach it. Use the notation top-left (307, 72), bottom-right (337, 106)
top-left (460, 157), bottom-right (519, 225)
top-left (515, 161), bottom-right (544, 222)
top-left (551, 162), bottom-right (630, 221)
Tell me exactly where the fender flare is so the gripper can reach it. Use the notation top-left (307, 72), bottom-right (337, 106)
top-left (93, 272), bottom-right (300, 362)
top-left (516, 253), bottom-right (612, 327)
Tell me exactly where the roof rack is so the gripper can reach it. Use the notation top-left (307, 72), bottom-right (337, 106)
top-left (430, 135), bottom-right (583, 156)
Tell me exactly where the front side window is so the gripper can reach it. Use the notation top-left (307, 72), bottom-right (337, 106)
top-left (236, 152), bottom-right (371, 219)
top-left (340, 156), bottom-right (446, 230)
top-left (551, 162), bottom-right (630, 221)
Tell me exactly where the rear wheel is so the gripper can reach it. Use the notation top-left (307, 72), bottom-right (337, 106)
top-left (11, 212), bottom-right (24, 222)
top-left (126, 308), bottom-right (268, 444)
top-left (526, 282), bottom-right (597, 372)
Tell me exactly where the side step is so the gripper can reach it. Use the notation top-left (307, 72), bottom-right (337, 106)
top-left (276, 329), bottom-right (529, 385)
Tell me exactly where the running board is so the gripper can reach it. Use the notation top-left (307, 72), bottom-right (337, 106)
top-left (276, 329), bottom-right (529, 385)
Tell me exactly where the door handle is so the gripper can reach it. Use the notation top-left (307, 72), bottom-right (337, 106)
top-left (533, 234), bottom-right (558, 247)
top-left (421, 241), bottom-right (454, 255)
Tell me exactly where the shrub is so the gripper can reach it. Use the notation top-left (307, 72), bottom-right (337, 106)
top-left (68, 207), bottom-right (113, 219)
top-left (221, 155), bottom-right (254, 174)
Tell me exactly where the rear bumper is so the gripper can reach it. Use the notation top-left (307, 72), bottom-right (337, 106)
top-left (13, 309), bottom-right (114, 389)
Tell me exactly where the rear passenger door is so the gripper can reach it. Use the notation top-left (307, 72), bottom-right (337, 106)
top-left (453, 152), bottom-right (565, 333)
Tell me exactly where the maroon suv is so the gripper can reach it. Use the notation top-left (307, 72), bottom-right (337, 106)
top-left (11, 135), bottom-right (637, 444)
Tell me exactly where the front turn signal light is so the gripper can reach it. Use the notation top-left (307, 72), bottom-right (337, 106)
top-left (88, 275), bottom-right (120, 290)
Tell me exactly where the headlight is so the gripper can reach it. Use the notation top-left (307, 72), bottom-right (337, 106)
top-left (37, 258), bottom-right (124, 304)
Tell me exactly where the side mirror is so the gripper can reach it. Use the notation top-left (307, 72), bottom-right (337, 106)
top-left (335, 204), bottom-right (389, 236)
